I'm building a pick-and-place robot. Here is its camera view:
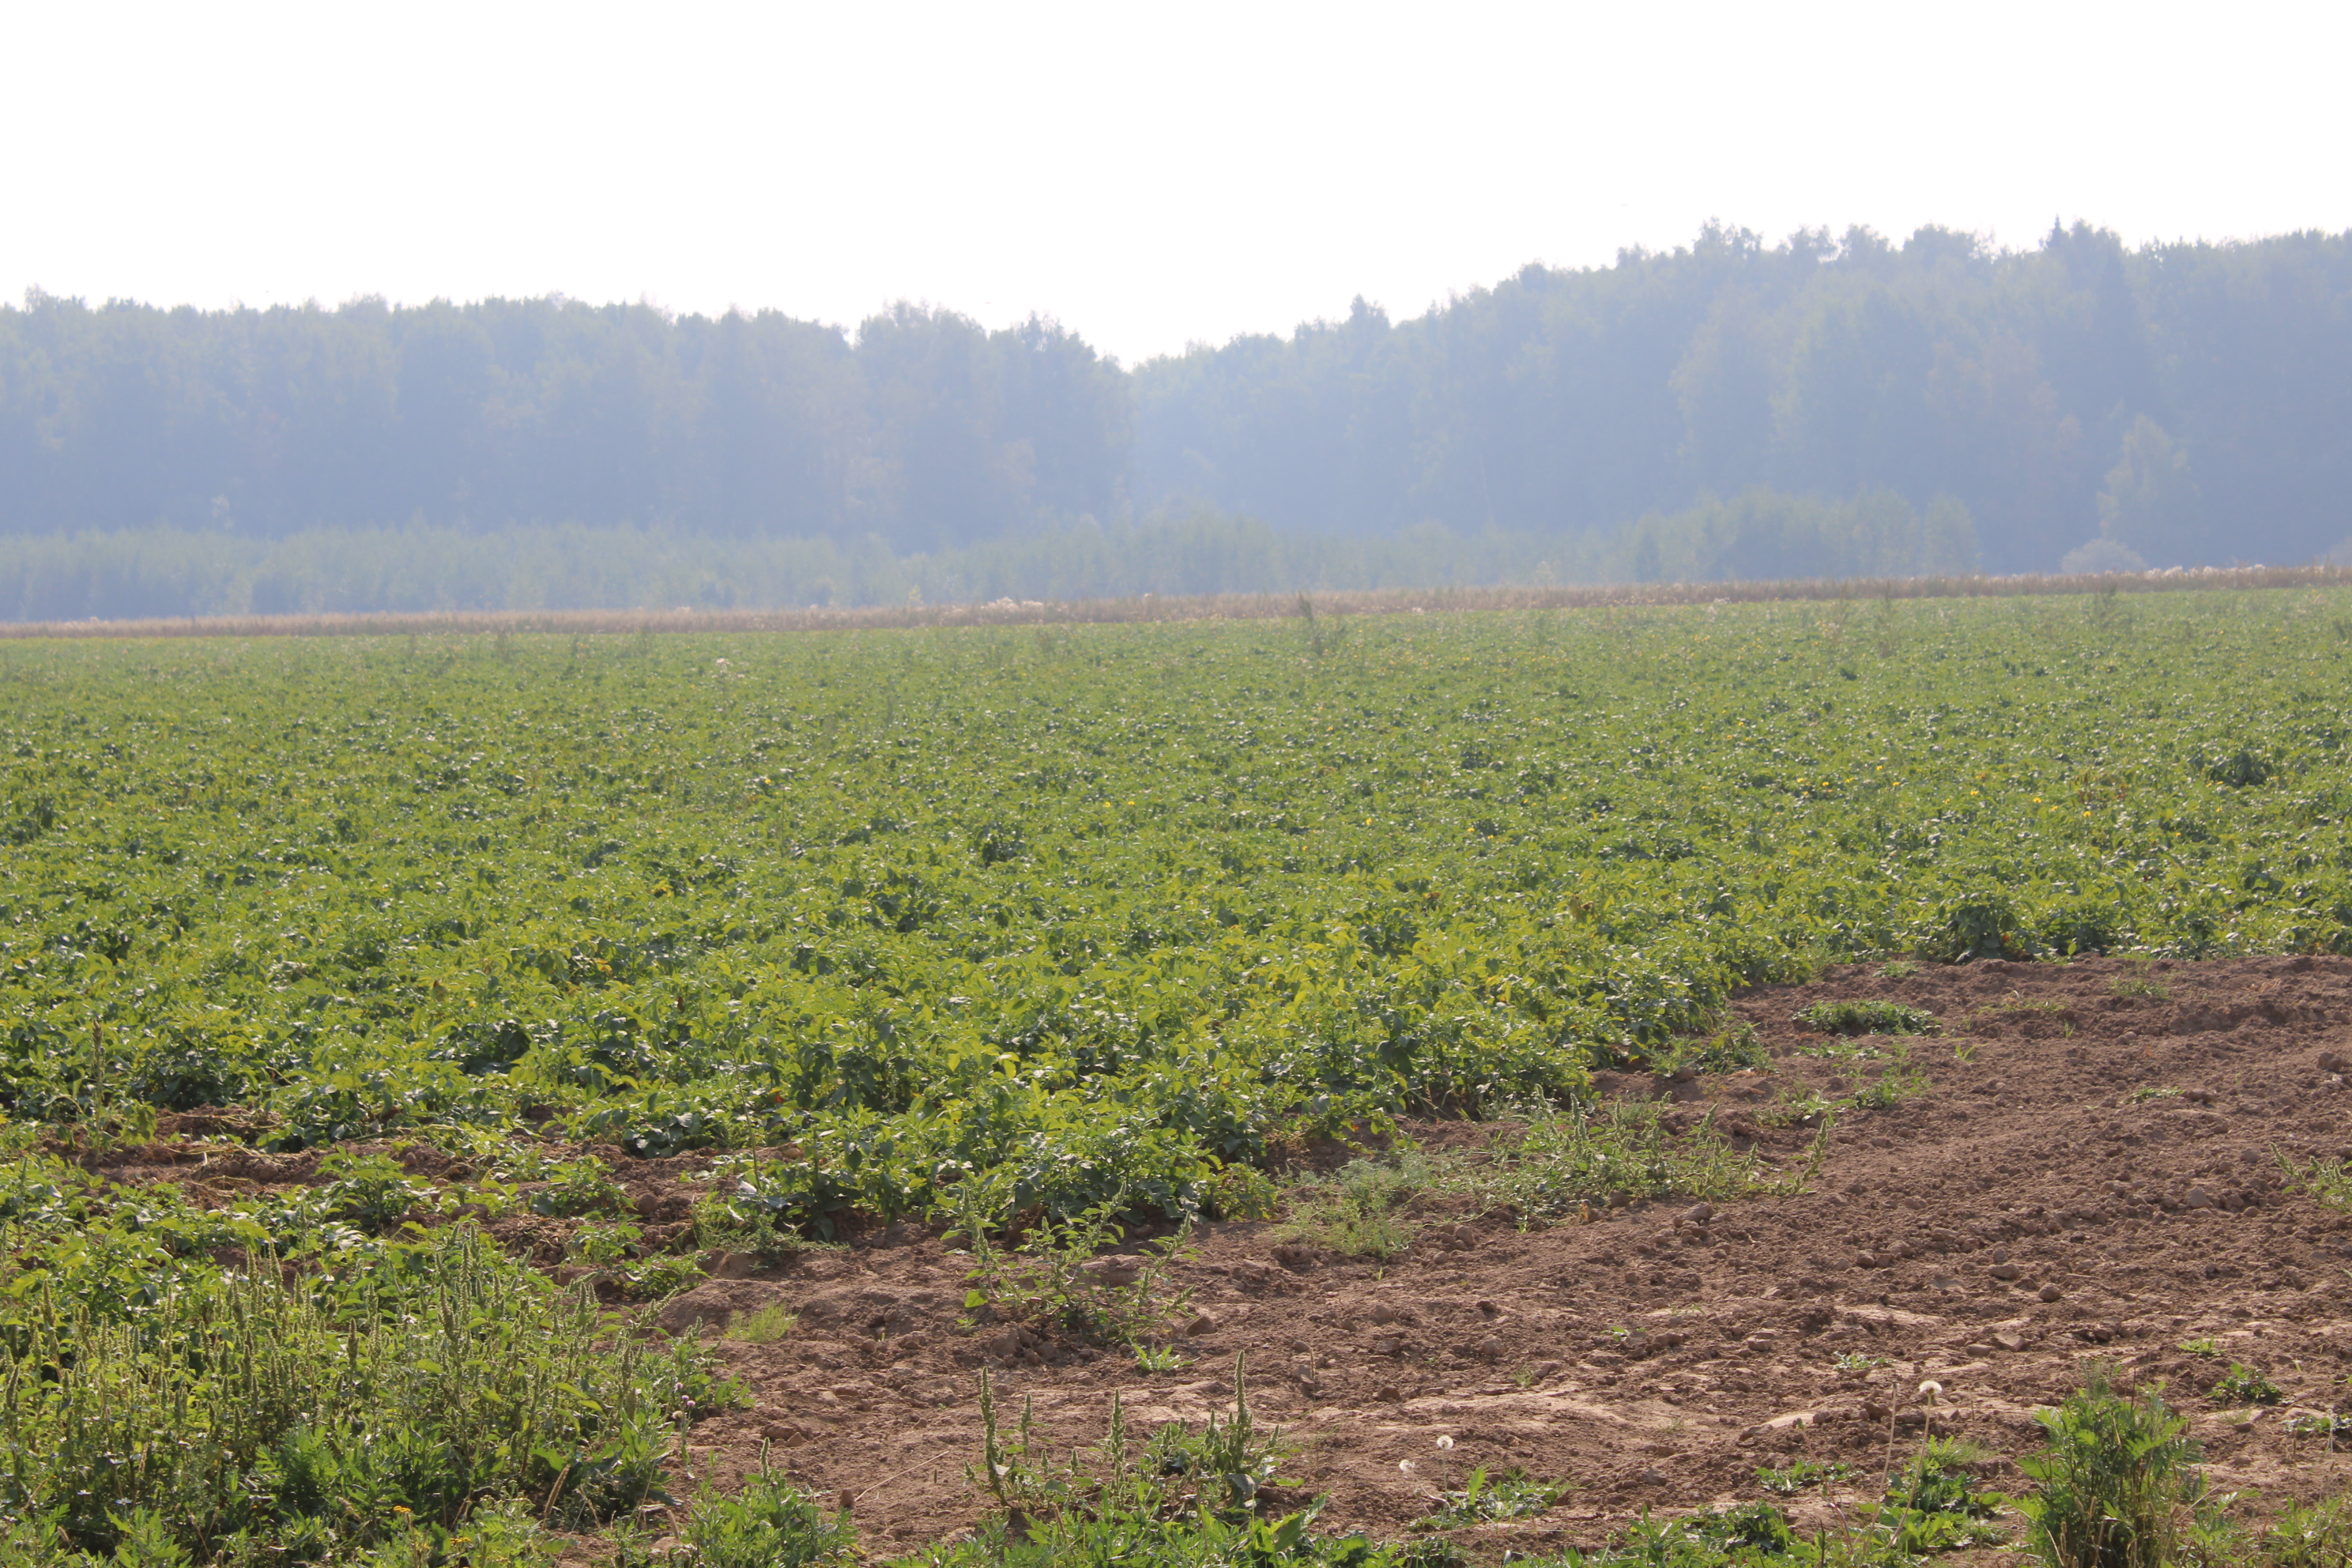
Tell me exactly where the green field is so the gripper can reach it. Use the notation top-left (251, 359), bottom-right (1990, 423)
top-left (5, 588), bottom-right (2352, 1561)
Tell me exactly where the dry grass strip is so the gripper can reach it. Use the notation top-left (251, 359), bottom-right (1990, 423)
top-left (5, 563), bottom-right (2347, 641)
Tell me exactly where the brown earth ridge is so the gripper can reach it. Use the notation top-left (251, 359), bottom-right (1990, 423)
top-left (93, 956), bottom-right (2352, 1558)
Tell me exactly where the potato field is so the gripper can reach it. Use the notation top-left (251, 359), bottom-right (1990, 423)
top-left (3, 588), bottom-right (2351, 1563)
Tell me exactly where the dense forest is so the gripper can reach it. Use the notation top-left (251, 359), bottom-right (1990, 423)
top-left (4, 222), bottom-right (2348, 616)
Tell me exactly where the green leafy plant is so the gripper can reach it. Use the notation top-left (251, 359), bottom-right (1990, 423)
top-left (2274, 1148), bottom-right (2352, 1210)
top-left (567, 1218), bottom-right (644, 1267)
top-left (1755, 1458), bottom-right (1856, 1495)
top-left (318, 1150), bottom-right (435, 1236)
top-left (2211, 1363), bottom-right (2283, 1406)
top-left (2017, 1363), bottom-right (2203, 1568)
top-left (527, 1155), bottom-right (631, 1219)
top-left (1411, 1466), bottom-right (1566, 1529)
top-left (1134, 1344), bottom-right (1188, 1374)
top-left (646, 1449), bottom-right (858, 1567)
top-left (2285, 1409), bottom-right (2352, 1452)
top-left (1877, 1437), bottom-right (2007, 1551)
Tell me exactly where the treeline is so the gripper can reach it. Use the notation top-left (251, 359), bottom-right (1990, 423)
top-left (0, 299), bottom-right (1128, 554)
top-left (1135, 224), bottom-right (2352, 574)
top-left (3, 222), bottom-right (2349, 612)
top-left (0, 492), bottom-right (1986, 620)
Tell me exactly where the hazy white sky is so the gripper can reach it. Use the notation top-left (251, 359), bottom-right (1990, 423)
top-left (6, 1), bottom-right (2343, 364)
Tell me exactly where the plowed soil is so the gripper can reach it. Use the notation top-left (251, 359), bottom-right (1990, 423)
top-left (643, 955), bottom-right (2352, 1558)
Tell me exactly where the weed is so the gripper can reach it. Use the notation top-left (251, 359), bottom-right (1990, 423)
top-left (970, 1355), bottom-right (1291, 1532)
top-left (2212, 1363), bottom-right (2283, 1406)
top-left (1833, 1352), bottom-right (1885, 1374)
top-left (648, 1449), bottom-right (858, 1567)
top-left (624, 1253), bottom-right (706, 1300)
top-left (692, 1187), bottom-right (812, 1261)
top-left (1876, 960), bottom-right (1919, 980)
top-left (0, 1228), bottom-right (734, 1559)
top-left (1800, 1039), bottom-right (1888, 1063)
top-left (1168, 1355), bottom-right (1291, 1514)
top-left (949, 1189), bottom-right (1196, 1347)
top-left (2241, 1496), bottom-right (2352, 1568)
top-left (1791, 999), bottom-right (1939, 1036)
top-left (1280, 1152), bottom-right (1434, 1259)
top-left (1879, 1437), bottom-right (2007, 1552)
top-left (1756, 1088), bottom-right (1838, 1128)
top-left (2132, 1084), bottom-right (2185, 1104)
top-left (1755, 1458), bottom-right (1856, 1494)
top-left (2177, 1337), bottom-right (2222, 1358)
top-left (1205, 1164), bottom-right (1281, 1222)
top-left (1654, 1021), bottom-right (1770, 1076)
top-left (2109, 973), bottom-right (2171, 1000)
top-left (727, 1302), bottom-right (800, 1344)
top-left (2018, 1363), bottom-right (2203, 1568)
top-left (1134, 1344), bottom-right (1189, 1374)
top-left (1847, 1067), bottom-right (1930, 1111)
top-left (1411, 1465), bottom-right (1566, 1529)
top-left (2274, 1148), bottom-right (2352, 1210)
top-left (1474, 1100), bottom-right (1816, 1223)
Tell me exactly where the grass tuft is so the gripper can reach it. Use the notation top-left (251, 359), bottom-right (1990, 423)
top-left (727, 1301), bottom-right (801, 1344)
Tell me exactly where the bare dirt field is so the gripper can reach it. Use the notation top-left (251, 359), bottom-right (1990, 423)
top-left (96, 956), bottom-right (2352, 1559)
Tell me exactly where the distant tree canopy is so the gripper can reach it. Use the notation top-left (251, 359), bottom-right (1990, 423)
top-left (1133, 224), bottom-right (2352, 572)
top-left (3, 222), bottom-right (2349, 579)
top-left (0, 297), bottom-right (1129, 556)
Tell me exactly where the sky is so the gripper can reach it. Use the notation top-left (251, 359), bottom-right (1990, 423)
top-left (6, 0), bottom-right (2346, 365)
